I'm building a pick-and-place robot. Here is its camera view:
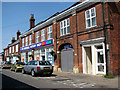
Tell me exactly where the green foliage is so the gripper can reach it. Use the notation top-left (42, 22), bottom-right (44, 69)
top-left (17, 55), bottom-right (20, 59)
top-left (104, 75), bottom-right (115, 79)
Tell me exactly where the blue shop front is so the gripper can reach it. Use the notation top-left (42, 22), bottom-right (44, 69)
top-left (20, 39), bottom-right (54, 66)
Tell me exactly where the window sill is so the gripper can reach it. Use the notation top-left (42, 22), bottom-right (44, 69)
top-left (86, 25), bottom-right (97, 29)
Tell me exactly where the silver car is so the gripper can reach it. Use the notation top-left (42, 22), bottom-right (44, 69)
top-left (22, 60), bottom-right (53, 77)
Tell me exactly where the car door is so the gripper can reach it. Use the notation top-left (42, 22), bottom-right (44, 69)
top-left (27, 61), bottom-right (32, 73)
top-left (12, 62), bottom-right (16, 70)
top-left (24, 62), bottom-right (30, 72)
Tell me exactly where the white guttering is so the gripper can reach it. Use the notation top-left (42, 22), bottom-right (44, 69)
top-left (19, 0), bottom-right (96, 38)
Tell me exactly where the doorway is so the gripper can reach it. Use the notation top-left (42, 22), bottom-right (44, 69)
top-left (84, 47), bottom-right (92, 74)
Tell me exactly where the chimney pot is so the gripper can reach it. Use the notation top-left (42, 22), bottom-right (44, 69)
top-left (17, 30), bottom-right (21, 40)
top-left (12, 37), bottom-right (16, 43)
top-left (29, 14), bottom-right (35, 29)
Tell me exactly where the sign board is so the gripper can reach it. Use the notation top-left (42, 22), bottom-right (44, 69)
top-left (20, 39), bottom-right (53, 51)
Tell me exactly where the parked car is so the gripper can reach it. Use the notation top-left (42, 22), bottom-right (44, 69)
top-left (10, 62), bottom-right (25, 72)
top-left (22, 60), bottom-right (53, 77)
top-left (1, 61), bottom-right (12, 69)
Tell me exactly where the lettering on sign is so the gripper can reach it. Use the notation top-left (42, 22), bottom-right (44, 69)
top-left (20, 39), bottom-right (53, 51)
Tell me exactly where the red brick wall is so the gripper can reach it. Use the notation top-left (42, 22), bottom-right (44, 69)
top-left (18, 2), bottom-right (119, 75)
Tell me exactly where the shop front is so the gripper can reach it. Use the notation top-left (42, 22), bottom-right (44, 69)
top-left (20, 39), bottom-right (54, 66)
top-left (80, 37), bottom-right (106, 75)
top-left (6, 56), bottom-right (10, 62)
top-left (10, 55), bottom-right (19, 64)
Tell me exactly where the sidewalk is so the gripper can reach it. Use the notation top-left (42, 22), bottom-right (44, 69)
top-left (53, 71), bottom-right (119, 88)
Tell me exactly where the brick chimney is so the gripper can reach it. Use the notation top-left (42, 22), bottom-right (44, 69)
top-left (17, 30), bottom-right (21, 40)
top-left (11, 37), bottom-right (16, 43)
top-left (29, 14), bottom-right (35, 29)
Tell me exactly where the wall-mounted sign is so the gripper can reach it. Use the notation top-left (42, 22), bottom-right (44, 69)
top-left (63, 44), bottom-right (73, 50)
top-left (20, 39), bottom-right (53, 51)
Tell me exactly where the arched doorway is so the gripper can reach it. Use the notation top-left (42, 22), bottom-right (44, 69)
top-left (59, 43), bottom-right (74, 72)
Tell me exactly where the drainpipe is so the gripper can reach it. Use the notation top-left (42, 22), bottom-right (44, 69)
top-left (101, 1), bottom-right (108, 75)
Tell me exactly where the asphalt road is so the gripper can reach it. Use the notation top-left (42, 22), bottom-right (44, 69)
top-left (2, 69), bottom-right (79, 90)
top-left (1, 69), bottom-right (119, 90)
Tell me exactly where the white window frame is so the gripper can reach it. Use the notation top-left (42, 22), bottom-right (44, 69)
top-left (26, 37), bottom-right (28, 46)
top-left (47, 26), bottom-right (52, 39)
top-left (60, 18), bottom-right (70, 36)
top-left (16, 44), bottom-right (18, 52)
top-left (22, 38), bottom-right (24, 47)
top-left (41, 29), bottom-right (45, 41)
top-left (36, 31), bottom-right (39, 43)
top-left (85, 7), bottom-right (97, 28)
top-left (12, 46), bottom-right (14, 53)
top-left (29, 35), bottom-right (32, 45)
top-left (9, 47), bottom-right (11, 53)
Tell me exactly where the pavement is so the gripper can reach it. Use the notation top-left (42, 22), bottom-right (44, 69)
top-left (53, 71), bottom-right (119, 88)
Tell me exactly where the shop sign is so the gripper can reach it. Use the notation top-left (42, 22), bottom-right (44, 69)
top-left (63, 44), bottom-right (73, 50)
top-left (20, 39), bottom-right (53, 51)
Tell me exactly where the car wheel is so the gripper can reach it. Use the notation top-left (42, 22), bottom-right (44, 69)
top-left (31, 70), bottom-right (35, 77)
top-left (15, 68), bottom-right (17, 72)
top-left (22, 69), bottom-right (26, 74)
top-left (48, 72), bottom-right (52, 76)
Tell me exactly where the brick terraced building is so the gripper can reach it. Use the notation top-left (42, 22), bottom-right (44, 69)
top-left (4, 30), bottom-right (21, 63)
top-left (4, 1), bottom-right (120, 75)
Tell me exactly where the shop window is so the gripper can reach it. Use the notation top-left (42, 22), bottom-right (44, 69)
top-left (60, 18), bottom-right (70, 36)
top-left (47, 26), bottom-right (52, 39)
top-left (85, 7), bottom-right (96, 28)
top-left (41, 29), bottom-right (45, 41)
top-left (34, 50), bottom-right (40, 60)
top-left (29, 35), bottom-right (32, 45)
top-left (36, 31), bottom-right (39, 43)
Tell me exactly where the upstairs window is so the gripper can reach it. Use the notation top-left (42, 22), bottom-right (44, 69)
top-left (9, 47), bottom-right (11, 53)
top-left (16, 44), bottom-right (18, 52)
top-left (36, 31), bottom-right (39, 43)
top-left (25, 37), bottom-right (28, 46)
top-left (47, 26), bottom-right (52, 39)
top-left (85, 7), bottom-right (96, 28)
top-left (41, 29), bottom-right (45, 41)
top-left (22, 38), bottom-right (24, 47)
top-left (60, 18), bottom-right (70, 36)
top-left (29, 35), bottom-right (32, 45)
top-left (12, 46), bottom-right (14, 53)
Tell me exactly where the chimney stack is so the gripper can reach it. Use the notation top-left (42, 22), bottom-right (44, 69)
top-left (12, 37), bottom-right (16, 43)
top-left (17, 30), bottom-right (21, 40)
top-left (29, 14), bottom-right (35, 29)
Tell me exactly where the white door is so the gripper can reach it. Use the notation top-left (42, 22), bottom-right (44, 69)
top-left (96, 45), bottom-right (106, 74)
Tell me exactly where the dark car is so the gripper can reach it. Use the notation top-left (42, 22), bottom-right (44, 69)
top-left (22, 60), bottom-right (53, 77)
top-left (10, 62), bottom-right (25, 72)
top-left (1, 61), bottom-right (12, 69)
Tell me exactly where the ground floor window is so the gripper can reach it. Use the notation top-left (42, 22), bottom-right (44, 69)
top-left (21, 52), bottom-right (27, 63)
top-left (34, 49), bottom-right (40, 60)
top-left (21, 46), bottom-right (54, 65)
top-left (28, 51), bottom-right (32, 62)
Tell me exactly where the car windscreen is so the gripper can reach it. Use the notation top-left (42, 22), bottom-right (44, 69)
top-left (2, 62), bottom-right (6, 64)
top-left (39, 61), bottom-right (51, 65)
top-left (16, 62), bottom-right (25, 65)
